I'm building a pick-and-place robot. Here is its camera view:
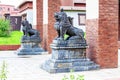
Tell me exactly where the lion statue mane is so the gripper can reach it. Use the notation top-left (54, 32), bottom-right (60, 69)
top-left (54, 9), bottom-right (85, 40)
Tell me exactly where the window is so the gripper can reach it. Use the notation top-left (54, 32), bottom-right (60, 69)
top-left (22, 13), bottom-right (27, 20)
top-left (15, 18), bottom-right (18, 24)
top-left (4, 14), bottom-right (10, 20)
top-left (78, 14), bottom-right (86, 25)
top-left (0, 7), bottom-right (2, 11)
top-left (8, 8), bottom-right (10, 11)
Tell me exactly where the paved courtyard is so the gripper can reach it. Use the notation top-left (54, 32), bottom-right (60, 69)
top-left (0, 50), bottom-right (120, 80)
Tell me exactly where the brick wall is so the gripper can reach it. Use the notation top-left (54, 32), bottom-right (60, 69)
top-left (86, 0), bottom-right (118, 68)
top-left (36, 0), bottom-right (44, 48)
top-left (99, 0), bottom-right (118, 68)
top-left (86, 19), bottom-right (99, 63)
top-left (36, 0), bottom-right (61, 52)
top-left (118, 41), bottom-right (120, 48)
top-left (47, 0), bottom-right (61, 52)
top-left (0, 45), bottom-right (20, 50)
top-left (119, 2), bottom-right (120, 41)
top-left (43, 24), bottom-right (48, 50)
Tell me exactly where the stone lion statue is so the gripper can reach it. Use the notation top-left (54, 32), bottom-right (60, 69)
top-left (21, 19), bottom-right (41, 42)
top-left (54, 9), bottom-right (85, 40)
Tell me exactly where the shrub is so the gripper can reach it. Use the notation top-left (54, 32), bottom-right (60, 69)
top-left (0, 19), bottom-right (11, 37)
top-left (62, 70), bottom-right (85, 80)
top-left (0, 61), bottom-right (7, 80)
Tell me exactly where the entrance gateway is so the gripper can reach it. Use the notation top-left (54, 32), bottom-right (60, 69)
top-left (35, 0), bottom-right (118, 69)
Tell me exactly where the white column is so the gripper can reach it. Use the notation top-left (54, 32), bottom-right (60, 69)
top-left (33, 0), bottom-right (37, 29)
top-left (86, 0), bottom-right (99, 19)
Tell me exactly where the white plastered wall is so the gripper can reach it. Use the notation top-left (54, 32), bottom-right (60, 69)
top-left (86, 0), bottom-right (99, 19)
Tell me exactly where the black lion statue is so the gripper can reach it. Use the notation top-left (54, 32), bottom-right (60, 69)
top-left (21, 19), bottom-right (41, 42)
top-left (54, 9), bottom-right (84, 40)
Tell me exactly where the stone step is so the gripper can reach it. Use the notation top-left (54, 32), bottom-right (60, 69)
top-left (72, 61), bottom-right (95, 66)
top-left (41, 58), bottom-right (100, 73)
top-left (50, 58), bottom-right (91, 63)
top-left (56, 65), bottom-right (100, 73)
top-left (41, 62), bottom-right (100, 73)
top-left (45, 60), bottom-right (98, 68)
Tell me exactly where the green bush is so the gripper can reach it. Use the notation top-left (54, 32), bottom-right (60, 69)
top-left (62, 70), bottom-right (85, 80)
top-left (0, 19), bottom-right (11, 37)
top-left (0, 61), bottom-right (7, 80)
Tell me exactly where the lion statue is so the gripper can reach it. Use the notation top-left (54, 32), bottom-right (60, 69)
top-left (21, 19), bottom-right (41, 42)
top-left (54, 9), bottom-right (84, 40)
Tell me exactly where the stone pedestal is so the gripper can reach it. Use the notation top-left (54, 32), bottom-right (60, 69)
top-left (16, 36), bottom-right (45, 55)
top-left (41, 37), bottom-right (100, 73)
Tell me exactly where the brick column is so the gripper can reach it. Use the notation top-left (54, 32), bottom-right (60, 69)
top-left (118, 1), bottom-right (120, 48)
top-left (47, 0), bottom-right (61, 52)
top-left (36, 0), bottom-right (43, 43)
top-left (86, 0), bottom-right (118, 68)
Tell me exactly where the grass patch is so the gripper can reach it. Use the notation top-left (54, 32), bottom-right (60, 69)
top-left (64, 32), bottom-right (86, 40)
top-left (0, 31), bottom-right (23, 45)
top-left (64, 34), bottom-right (69, 40)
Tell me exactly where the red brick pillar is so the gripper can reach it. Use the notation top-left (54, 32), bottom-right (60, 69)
top-left (86, 0), bottom-right (118, 68)
top-left (118, 1), bottom-right (120, 48)
top-left (47, 0), bottom-right (61, 52)
top-left (36, 0), bottom-right (43, 43)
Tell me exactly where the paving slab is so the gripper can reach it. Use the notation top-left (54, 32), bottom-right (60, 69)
top-left (0, 50), bottom-right (120, 80)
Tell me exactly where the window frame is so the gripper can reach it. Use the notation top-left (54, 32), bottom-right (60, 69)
top-left (78, 13), bottom-right (86, 26)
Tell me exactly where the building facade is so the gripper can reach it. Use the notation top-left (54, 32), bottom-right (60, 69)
top-left (0, 4), bottom-right (19, 18)
top-left (18, 0), bottom-right (33, 25)
top-left (0, 4), bottom-right (21, 30)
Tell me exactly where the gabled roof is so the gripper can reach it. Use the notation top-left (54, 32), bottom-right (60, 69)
top-left (17, 0), bottom-right (33, 8)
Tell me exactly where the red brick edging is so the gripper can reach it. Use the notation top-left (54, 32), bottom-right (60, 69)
top-left (0, 45), bottom-right (20, 50)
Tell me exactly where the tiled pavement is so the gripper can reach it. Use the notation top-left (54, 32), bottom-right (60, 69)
top-left (0, 50), bottom-right (120, 80)
top-left (105, 78), bottom-right (120, 80)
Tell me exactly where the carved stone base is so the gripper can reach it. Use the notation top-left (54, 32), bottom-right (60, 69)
top-left (16, 42), bottom-right (45, 55)
top-left (41, 58), bottom-right (99, 73)
top-left (41, 37), bottom-right (100, 73)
